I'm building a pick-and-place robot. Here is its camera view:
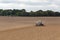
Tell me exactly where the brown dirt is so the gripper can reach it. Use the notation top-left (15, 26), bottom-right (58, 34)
top-left (0, 16), bottom-right (60, 40)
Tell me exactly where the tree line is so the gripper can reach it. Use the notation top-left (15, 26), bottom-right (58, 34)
top-left (0, 9), bottom-right (60, 16)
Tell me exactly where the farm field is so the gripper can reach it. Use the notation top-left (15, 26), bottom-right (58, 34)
top-left (0, 16), bottom-right (60, 40)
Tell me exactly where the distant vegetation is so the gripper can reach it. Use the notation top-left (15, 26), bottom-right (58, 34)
top-left (0, 9), bottom-right (60, 16)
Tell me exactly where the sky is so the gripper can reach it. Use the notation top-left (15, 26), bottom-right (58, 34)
top-left (0, 0), bottom-right (60, 12)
